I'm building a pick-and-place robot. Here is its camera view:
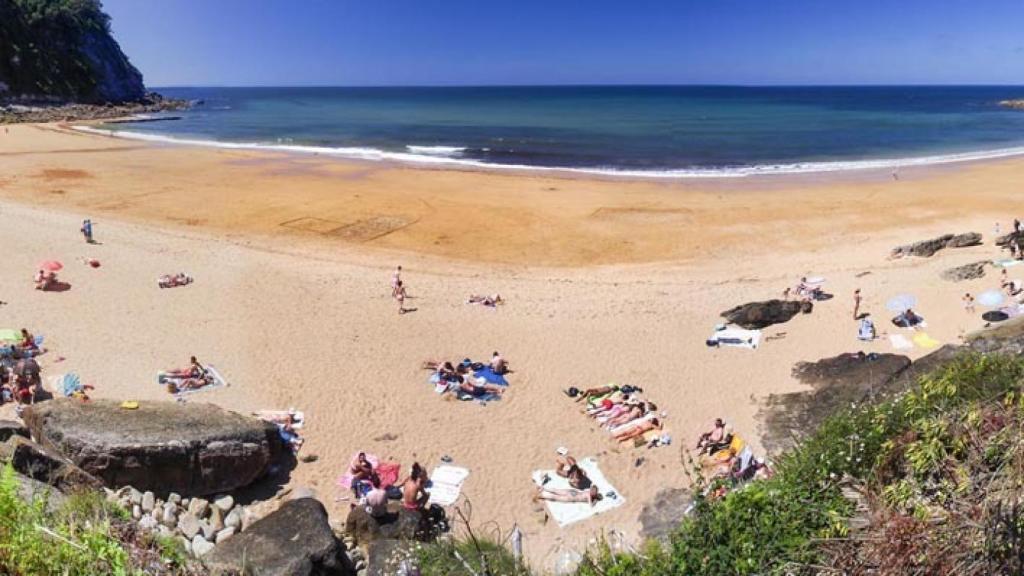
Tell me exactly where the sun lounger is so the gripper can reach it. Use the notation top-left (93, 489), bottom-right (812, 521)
top-left (428, 465), bottom-right (470, 506)
top-left (531, 457), bottom-right (624, 527)
top-left (707, 327), bottom-right (762, 350)
top-left (889, 334), bottom-right (913, 350)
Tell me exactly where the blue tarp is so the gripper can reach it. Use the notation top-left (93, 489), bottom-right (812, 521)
top-left (473, 366), bottom-right (508, 386)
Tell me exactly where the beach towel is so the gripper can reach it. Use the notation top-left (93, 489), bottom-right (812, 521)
top-left (428, 465), bottom-right (470, 506)
top-left (0, 329), bottom-right (21, 343)
top-left (608, 412), bottom-right (655, 436)
top-left (473, 366), bottom-right (508, 386)
top-left (158, 364), bottom-right (228, 396)
top-left (707, 327), bottom-right (762, 350)
top-left (889, 334), bottom-right (913, 350)
top-left (994, 259), bottom-right (1024, 268)
top-left (53, 373), bottom-right (82, 397)
top-left (337, 453), bottom-right (402, 490)
top-left (857, 318), bottom-right (876, 341)
top-left (255, 410), bottom-right (306, 429)
top-left (531, 457), bottom-right (625, 527)
top-left (912, 332), bottom-right (941, 349)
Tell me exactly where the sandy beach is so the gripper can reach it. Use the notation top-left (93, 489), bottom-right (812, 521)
top-left (0, 123), bottom-right (1020, 569)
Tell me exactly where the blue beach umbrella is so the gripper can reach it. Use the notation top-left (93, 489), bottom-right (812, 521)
top-left (978, 290), bottom-right (1006, 308)
top-left (886, 294), bottom-right (917, 313)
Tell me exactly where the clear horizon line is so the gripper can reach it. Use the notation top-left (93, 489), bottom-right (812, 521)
top-left (148, 82), bottom-right (1024, 90)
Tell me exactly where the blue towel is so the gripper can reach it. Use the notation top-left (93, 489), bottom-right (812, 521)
top-left (473, 366), bottom-right (508, 386)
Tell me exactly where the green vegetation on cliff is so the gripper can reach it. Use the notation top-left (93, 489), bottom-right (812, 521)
top-left (422, 352), bottom-right (1024, 575)
top-left (0, 0), bottom-right (145, 102)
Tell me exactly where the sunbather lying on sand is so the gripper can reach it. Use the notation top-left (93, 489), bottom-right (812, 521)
top-left (892, 309), bottom-right (924, 329)
top-left (161, 356), bottom-right (205, 380)
top-left (533, 485), bottom-right (602, 507)
top-left (614, 417), bottom-right (662, 443)
top-left (158, 273), bottom-right (193, 288)
top-left (468, 294), bottom-right (503, 307)
top-left (555, 455), bottom-right (592, 489)
top-left (604, 402), bottom-right (655, 430)
top-left (457, 375), bottom-right (505, 397)
top-left (573, 384), bottom-right (619, 403)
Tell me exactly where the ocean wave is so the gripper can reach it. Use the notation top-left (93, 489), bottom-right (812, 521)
top-left (405, 145), bottom-right (466, 157)
top-left (71, 125), bottom-right (1024, 179)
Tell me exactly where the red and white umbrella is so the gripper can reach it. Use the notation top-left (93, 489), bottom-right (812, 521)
top-left (37, 260), bottom-right (63, 273)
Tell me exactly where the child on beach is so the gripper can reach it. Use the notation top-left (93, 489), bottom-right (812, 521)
top-left (963, 293), bottom-right (975, 314)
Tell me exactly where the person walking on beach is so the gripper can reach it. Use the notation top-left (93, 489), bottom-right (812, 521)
top-left (963, 293), bottom-right (975, 315)
top-left (80, 219), bottom-right (94, 244)
top-left (853, 288), bottom-right (862, 320)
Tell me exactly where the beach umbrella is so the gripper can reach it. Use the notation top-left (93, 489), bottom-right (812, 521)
top-left (37, 260), bottom-right (62, 273)
top-left (886, 294), bottom-right (917, 312)
top-left (978, 290), bottom-right (1006, 308)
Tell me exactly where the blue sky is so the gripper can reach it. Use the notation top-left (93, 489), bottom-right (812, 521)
top-left (103, 0), bottom-right (1024, 87)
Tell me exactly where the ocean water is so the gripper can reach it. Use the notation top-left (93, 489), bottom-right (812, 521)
top-left (89, 86), bottom-right (1024, 177)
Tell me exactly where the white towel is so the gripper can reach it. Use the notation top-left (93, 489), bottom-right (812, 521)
top-left (709, 328), bottom-right (762, 350)
top-left (889, 334), bottom-right (913, 350)
top-left (428, 465), bottom-right (470, 506)
top-left (531, 457), bottom-right (624, 527)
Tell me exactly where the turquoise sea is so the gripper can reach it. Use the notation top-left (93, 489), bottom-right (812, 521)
top-left (90, 85), bottom-right (1024, 177)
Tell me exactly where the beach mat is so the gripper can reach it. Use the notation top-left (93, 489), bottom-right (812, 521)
top-left (889, 334), bottom-right (913, 350)
top-left (708, 328), bottom-right (762, 350)
top-left (428, 465), bottom-right (470, 506)
top-left (157, 364), bottom-right (228, 396)
top-left (531, 457), bottom-right (624, 527)
top-left (473, 366), bottom-right (508, 386)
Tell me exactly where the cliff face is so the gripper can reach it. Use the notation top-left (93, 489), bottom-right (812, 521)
top-left (0, 0), bottom-right (145, 103)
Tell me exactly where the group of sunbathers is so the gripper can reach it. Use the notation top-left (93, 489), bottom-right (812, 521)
top-left (423, 352), bottom-right (509, 399)
top-left (567, 383), bottom-right (668, 446)
top-left (695, 418), bottom-right (772, 492)
top-left (348, 453), bottom-right (431, 516)
top-left (892, 308), bottom-right (924, 329)
top-left (159, 356), bottom-right (214, 393)
top-left (158, 272), bottom-right (193, 289)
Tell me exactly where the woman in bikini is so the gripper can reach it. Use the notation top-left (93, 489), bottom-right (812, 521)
top-left (555, 455), bottom-right (591, 489)
top-left (614, 417), bottom-right (662, 443)
top-left (534, 485), bottom-right (602, 507)
top-left (395, 280), bottom-right (408, 314)
top-left (402, 462), bottom-right (430, 511)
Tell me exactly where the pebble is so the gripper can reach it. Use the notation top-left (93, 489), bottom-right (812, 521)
top-left (187, 498), bottom-right (210, 518)
top-left (215, 526), bottom-right (235, 544)
top-left (138, 516), bottom-right (159, 531)
top-left (128, 487), bottom-right (143, 506)
top-left (209, 505), bottom-right (225, 531)
top-left (178, 513), bottom-right (201, 539)
top-left (141, 491), bottom-right (155, 513)
top-left (191, 535), bottom-right (215, 557)
top-left (167, 492), bottom-right (182, 505)
top-left (131, 504), bottom-right (142, 520)
top-left (212, 494), bottom-right (234, 513)
top-left (179, 536), bottom-right (192, 556)
top-left (161, 505), bottom-right (178, 527)
top-left (224, 507), bottom-right (242, 530)
top-left (200, 520), bottom-right (216, 541)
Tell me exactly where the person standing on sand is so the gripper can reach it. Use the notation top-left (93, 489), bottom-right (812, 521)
top-left (963, 293), bottom-right (975, 315)
top-left (391, 266), bottom-right (402, 297)
top-left (853, 289), bottom-right (862, 320)
top-left (80, 219), bottom-right (94, 244)
top-left (394, 280), bottom-right (408, 314)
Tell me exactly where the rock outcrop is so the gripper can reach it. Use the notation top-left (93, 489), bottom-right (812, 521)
top-left (0, 0), bottom-right (144, 103)
top-left (204, 497), bottom-right (354, 576)
top-left (721, 299), bottom-right (810, 329)
top-left (0, 435), bottom-right (102, 493)
top-left (890, 232), bottom-right (982, 258)
top-left (23, 399), bottom-right (285, 496)
top-left (941, 261), bottom-right (988, 282)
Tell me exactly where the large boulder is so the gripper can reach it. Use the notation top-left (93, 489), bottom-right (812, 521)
top-left (891, 232), bottom-right (982, 258)
top-left (941, 261), bottom-right (988, 282)
top-left (721, 299), bottom-right (810, 330)
top-left (23, 399), bottom-right (285, 497)
top-left (203, 497), bottom-right (354, 576)
top-left (0, 435), bottom-right (102, 493)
